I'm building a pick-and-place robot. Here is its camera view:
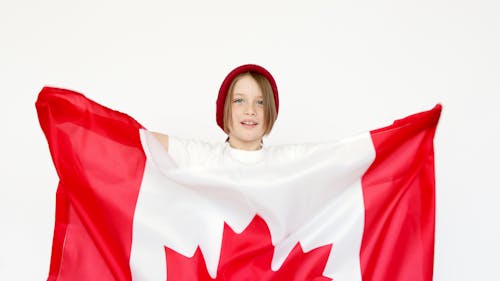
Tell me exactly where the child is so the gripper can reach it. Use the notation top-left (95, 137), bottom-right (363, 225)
top-left (151, 64), bottom-right (312, 168)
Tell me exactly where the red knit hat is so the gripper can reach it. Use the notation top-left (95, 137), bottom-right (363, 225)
top-left (216, 64), bottom-right (279, 132)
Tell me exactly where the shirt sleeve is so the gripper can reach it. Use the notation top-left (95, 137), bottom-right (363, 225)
top-left (168, 136), bottom-right (222, 168)
top-left (266, 141), bottom-right (339, 164)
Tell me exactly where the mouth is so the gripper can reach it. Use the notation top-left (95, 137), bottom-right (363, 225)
top-left (240, 120), bottom-right (258, 128)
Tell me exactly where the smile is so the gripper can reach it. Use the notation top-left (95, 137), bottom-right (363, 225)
top-left (240, 120), bottom-right (258, 128)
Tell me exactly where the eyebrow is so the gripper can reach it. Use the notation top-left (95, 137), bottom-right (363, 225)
top-left (233, 93), bottom-right (263, 98)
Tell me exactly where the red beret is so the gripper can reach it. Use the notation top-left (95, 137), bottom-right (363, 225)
top-left (216, 64), bottom-right (279, 132)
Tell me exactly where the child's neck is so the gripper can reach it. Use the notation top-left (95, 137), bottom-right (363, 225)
top-left (228, 139), bottom-right (263, 151)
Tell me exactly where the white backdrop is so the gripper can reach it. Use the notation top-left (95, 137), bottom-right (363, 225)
top-left (1, 0), bottom-right (499, 280)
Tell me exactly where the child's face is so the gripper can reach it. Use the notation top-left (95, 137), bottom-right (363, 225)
top-left (228, 75), bottom-right (265, 149)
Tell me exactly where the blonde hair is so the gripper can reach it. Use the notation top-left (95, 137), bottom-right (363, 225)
top-left (223, 72), bottom-right (277, 136)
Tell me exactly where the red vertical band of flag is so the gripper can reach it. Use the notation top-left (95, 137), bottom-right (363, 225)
top-left (361, 105), bottom-right (441, 281)
top-left (36, 87), bottom-right (146, 281)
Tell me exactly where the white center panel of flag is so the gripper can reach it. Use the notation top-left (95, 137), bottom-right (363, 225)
top-left (130, 130), bottom-right (375, 280)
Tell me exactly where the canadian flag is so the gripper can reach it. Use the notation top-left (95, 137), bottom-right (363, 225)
top-left (36, 87), bottom-right (440, 281)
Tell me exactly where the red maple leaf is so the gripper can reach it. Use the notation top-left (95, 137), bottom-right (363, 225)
top-left (164, 215), bottom-right (333, 281)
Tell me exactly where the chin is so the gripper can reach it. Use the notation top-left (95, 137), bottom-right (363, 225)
top-left (239, 136), bottom-right (260, 143)
top-left (234, 134), bottom-right (262, 144)
top-left (230, 128), bottom-right (265, 144)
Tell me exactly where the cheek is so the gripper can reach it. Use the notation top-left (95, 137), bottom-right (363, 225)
top-left (258, 108), bottom-right (265, 120)
top-left (259, 107), bottom-right (265, 115)
top-left (230, 108), bottom-right (237, 121)
top-left (230, 109), bottom-right (239, 128)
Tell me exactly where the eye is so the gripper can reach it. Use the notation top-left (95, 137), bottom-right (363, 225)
top-left (233, 98), bottom-right (244, 104)
top-left (257, 100), bottom-right (264, 106)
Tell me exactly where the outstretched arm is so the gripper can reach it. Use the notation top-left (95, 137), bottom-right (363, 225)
top-left (151, 132), bottom-right (169, 151)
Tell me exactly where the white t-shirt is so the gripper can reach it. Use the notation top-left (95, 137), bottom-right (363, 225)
top-left (167, 136), bottom-right (327, 169)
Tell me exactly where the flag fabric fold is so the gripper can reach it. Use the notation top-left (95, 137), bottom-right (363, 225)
top-left (36, 86), bottom-right (441, 281)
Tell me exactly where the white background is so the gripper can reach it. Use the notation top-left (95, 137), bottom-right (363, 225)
top-left (1, 0), bottom-right (498, 280)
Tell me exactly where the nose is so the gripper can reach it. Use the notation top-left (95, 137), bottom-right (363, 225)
top-left (245, 102), bottom-right (256, 116)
